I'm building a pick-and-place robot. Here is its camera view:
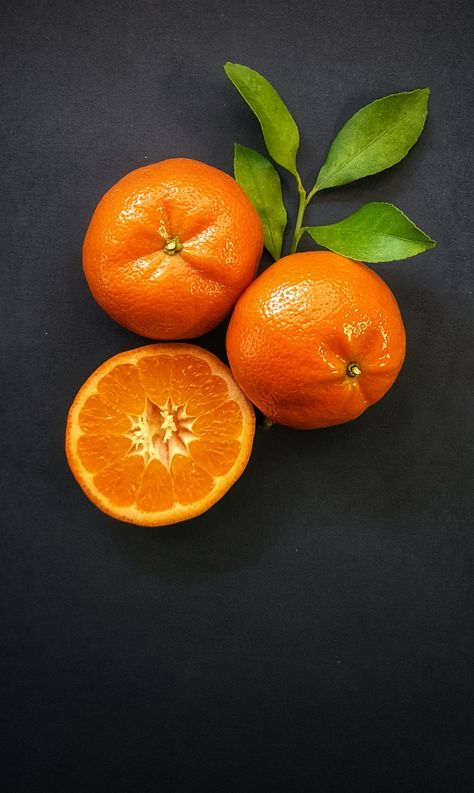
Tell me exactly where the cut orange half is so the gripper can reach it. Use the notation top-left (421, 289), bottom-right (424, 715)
top-left (65, 344), bottom-right (255, 526)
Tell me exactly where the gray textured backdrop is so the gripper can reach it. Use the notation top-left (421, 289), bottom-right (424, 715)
top-left (2, 1), bottom-right (473, 791)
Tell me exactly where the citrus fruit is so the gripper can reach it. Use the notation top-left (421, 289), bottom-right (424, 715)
top-left (65, 344), bottom-right (255, 526)
top-left (83, 158), bottom-right (263, 339)
top-left (226, 251), bottom-right (406, 429)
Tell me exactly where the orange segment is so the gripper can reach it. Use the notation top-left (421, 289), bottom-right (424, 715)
top-left (186, 375), bottom-right (229, 416)
top-left (189, 438), bottom-right (241, 477)
top-left (78, 435), bottom-right (133, 474)
top-left (135, 459), bottom-right (175, 512)
top-left (136, 355), bottom-right (174, 407)
top-left (78, 394), bottom-right (132, 434)
top-left (167, 355), bottom-right (213, 406)
top-left (137, 354), bottom-right (214, 408)
top-left (65, 343), bottom-right (255, 526)
top-left (97, 364), bottom-right (146, 415)
top-left (94, 455), bottom-right (146, 507)
top-left (170, 456), bottom-right (214, 505)
top-left (192, 400), bottom-right (243, 438)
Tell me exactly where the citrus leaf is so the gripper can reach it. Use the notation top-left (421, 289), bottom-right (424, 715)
top-left (224, 62), bottom-right (300, 176)
top-left (234, 144), bottom-right (287, 260)
top-left (303, 202), bottom-right (436, 262)
top-left (315, 89), bottom-right (430, 191)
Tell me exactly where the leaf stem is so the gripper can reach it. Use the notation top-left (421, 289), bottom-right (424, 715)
top-left (290, 173), bottom-right (307, 254)
top-left (305, 182), bottom-right (319, 206)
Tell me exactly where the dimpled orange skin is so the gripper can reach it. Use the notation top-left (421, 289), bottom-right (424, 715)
top-left (83, 158), bottom-right (263, 339)
top-left (226, 251), bottom-right (406, 430)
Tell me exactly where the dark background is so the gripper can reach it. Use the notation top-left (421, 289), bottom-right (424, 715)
top-left (2, 0), bottom-right (473, 791)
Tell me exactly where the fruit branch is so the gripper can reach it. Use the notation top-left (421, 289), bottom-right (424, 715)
top-left (305, 182), bottom-right (319, 206)
top-left (290, 172), bottom-right (308, 254)
top-left (290, 174), bottom-right (320, 255)
top-left (225, 63), bottom-right (435, 264)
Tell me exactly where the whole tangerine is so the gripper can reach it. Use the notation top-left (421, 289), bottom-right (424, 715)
top-left (226, 251), bottom-right (406, 429)
top-left (83, 158), bottom-right (263, 339)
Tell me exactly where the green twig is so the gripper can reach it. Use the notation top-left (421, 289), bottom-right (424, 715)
top-left (289, 175), bottom-right (319, 255)
top-left (290, 173), bottom-right (307, 254)
top-left (305, 182), bottom-right (319, 206)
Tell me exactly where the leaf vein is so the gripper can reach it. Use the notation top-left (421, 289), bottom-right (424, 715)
top-left (316, 227), bottom-right (431, 245)
top-left (317, 112), bottom-right (409, 187)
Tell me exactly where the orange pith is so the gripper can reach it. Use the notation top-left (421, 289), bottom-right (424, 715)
top-left (65, 344), bottom-right (255, 526)
top-left (82, 158), bottom-right (263, 340)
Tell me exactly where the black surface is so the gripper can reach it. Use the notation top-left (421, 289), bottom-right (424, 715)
top-left (2, 1), bottom-right (473, 791)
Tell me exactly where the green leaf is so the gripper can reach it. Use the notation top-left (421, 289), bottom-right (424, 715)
top-left (224, 62), bottom-right (300, 175)
top-left (234, 144), bottom-right (287, 260)
top-left (315, 89), bottom-right (430, 191)
top-left (302, 202), bottom-right (436, 262)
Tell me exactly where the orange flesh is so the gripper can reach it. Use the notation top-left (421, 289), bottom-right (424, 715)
top-left (66, 345), bottom-right (255, 526)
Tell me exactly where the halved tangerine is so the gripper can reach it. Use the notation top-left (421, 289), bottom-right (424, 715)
top-left (65, 344), bottom-right (255, 526)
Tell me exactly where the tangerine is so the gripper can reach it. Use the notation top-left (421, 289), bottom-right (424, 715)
top-left (83, 158), bottom-right (263, 339)
top-left (226, 251), bottom-right (406, 429)
top-left (65, 344), bottom-right (255, 525)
